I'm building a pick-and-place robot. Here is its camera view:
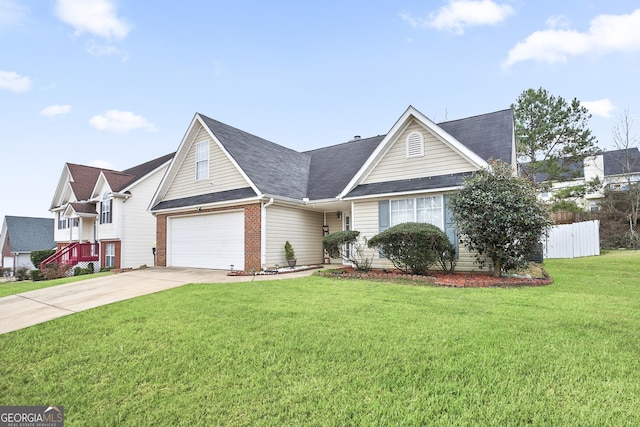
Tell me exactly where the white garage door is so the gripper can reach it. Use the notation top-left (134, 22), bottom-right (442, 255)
top-left (169, 211), bottom-right (244, 270)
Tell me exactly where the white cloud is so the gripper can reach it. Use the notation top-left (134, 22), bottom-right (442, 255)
top-left (89, 160), bottom-right (115, 169)
top-left (89, 110), bottom-right (156, 133)
top-left (40, 105), bottom-right (72, 117)
top-left (87, 42), bottom-right (120, 57)
top-left (504, 9), bottom-right (640, 66)
top-left (401, 0), bottom-right (514, 35)
top-left (0, 70), bottom-right (32, 92)
top-left (55, 0), bottom-right (131, 41)
top-left (583, 99), bottom-right (616, 118)
top-left (0, 0), bottom-right (27, 28)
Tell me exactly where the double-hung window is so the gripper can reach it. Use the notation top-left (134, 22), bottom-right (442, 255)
top-left (57, 212), bottom-right (67, 230)
top-left (105, 243), bottom-right (115, 268)
top-left (390, 196), bottom-right (443, 229)
top-left (100, 192), bottom-right (112, 224)
top-left (195, 141), bottom-right (209, 180)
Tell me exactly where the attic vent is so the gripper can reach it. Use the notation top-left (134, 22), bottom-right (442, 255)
top-left (406, 132), bottom-right (424, 158)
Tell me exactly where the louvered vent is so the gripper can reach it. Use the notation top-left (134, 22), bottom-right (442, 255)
top-left (406, 132), bottom-right (424, 158)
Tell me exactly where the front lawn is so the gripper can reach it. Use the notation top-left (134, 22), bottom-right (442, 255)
top-left (1, 251), bottom-right (639, 426)
top-left (0, 272), bottom-right (113, 298)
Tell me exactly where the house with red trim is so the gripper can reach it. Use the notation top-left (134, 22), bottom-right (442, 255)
top-left (149, 106), bottom-right (516, 272)
top-left (46, 153), bottom-right (174, 271)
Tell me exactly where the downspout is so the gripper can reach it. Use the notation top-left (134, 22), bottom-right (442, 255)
top-left (261, 198), bottom-right (274, 269)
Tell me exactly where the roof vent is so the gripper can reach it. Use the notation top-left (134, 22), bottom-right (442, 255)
top-left (353, 135), bottom-right (361, 140)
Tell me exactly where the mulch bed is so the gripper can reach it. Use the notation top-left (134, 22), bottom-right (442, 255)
top-left (317, 267), bottom-right (553, 288)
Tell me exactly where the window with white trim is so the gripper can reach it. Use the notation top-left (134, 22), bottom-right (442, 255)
top-left (57, 212), bottom-right (67, 230)
top-left (195, 141), bottom-right (209, 180)
top-left (105, 243), bottom-right (115, 268)
top-left (100, 192), bottom-right (112, 224)
top-left (390, 196), bottom-right (443, 229)
top-left (406, 131), bottom-right (424, 158)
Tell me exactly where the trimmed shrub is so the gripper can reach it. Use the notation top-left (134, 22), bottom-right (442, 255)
top-left (368, 222), bottom-right (456, 275)
top-left (29, 269), bottom-right (43, 281)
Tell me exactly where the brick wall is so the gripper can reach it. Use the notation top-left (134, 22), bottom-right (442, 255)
top-left (154, 203), bottom-right (262, 271)
top-left (244, 203), bottom-right (262, 271)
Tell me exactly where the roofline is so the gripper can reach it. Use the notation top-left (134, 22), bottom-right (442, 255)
top-left (342, 185), bottom-right (462, 201)
top-left (338, 105), bottom-right (488, 199)
top-left (196, 114), bottom-right (262, 195)
top-left (150, 195), bottom-right (263, 214)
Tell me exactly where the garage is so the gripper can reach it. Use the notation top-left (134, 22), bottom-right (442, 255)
top-left (168, 211), bottom-right (244, 270)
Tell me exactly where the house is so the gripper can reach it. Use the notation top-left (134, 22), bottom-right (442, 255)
top-left (538, 148), bottom-right (640, 211)
top-left (0, 216), bottom-right (55, 274)
top-left (150, 106), bottom-right (515, 272)
top-left (47, 153), bottom-right (174, 271)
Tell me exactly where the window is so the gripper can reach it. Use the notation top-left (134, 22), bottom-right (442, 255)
top-left (100, 192), bottom-right (112, 224)
top-left (390, 196), bottom-right (443, 229)
top-left (105, 243), bottom-right (115, 268)
top-left (57, 212), bottom-right (67, 230)
top-left (406, 132), bottom-right (424, 158)
top-left (70, 218), bottom-right (79, 227)
top-left (589, 201), bottom-right (600, 212)
top-left (195, 141), bottom-right (209, 180)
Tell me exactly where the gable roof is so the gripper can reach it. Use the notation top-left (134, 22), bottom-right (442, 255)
top-left (3, 216), bottom-right (55, 252)
top-left (152, 107), bottom-right (515, 210)
top-left (55, 153), bottom-right (174, 210)
top-left (199, 114), bottom-right (310, 199)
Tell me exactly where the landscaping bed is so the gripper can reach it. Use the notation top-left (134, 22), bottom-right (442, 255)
top-left (317, 264), bottom-right (553, 288)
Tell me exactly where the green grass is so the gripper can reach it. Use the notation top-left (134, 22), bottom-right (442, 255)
top-left (1, 252), bottom-right (639, 426)
top-left (0, 272), bottom-right (113, 298)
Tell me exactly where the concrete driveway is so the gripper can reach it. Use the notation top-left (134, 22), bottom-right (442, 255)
top-left (0, 266), bottom-right (319, 335)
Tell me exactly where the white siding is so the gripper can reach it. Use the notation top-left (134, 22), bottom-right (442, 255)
top-left (120, 165), bottom-right (169, 268)
top-left (164, 126), bottom-right (249, 201)
top-left (265, 205), bottom-right (324, 266)
top-left (353, 198), bottom-right (484, 272)
top-left (363, 120), bottom-right (476, 184)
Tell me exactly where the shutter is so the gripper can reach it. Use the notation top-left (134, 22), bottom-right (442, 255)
top-left (443, 195), bottom-right (459, 258)
top-left (99, 202), bottom-right (103, 224)
top-left (109, 199), bottom-right (113, 223)
top-left (378, 201), bottom-right (389, 258)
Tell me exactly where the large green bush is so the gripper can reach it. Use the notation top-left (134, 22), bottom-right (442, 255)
top-left (30, 249), bottom-right (56, 268)
top-left (367, 222), bottom-right (456, 275)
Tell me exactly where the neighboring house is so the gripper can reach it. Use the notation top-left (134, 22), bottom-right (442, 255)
top-left (150, 106), bottom-right (515, 272)
top-left (47, 153), bottom-right (174, 270)
top-left (538, 148), bottom-right (640, 211)
top-left (0, 216), bottom-right (55, 274)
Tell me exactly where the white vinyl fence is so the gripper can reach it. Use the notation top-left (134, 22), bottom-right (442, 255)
top-left (544, 220), bottom-right (600, 259)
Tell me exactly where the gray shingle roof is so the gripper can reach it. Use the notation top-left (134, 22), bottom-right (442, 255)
top-left (152, 187), bottom-right (257, 210)
top-left (604, 148), bottom-right (640, 176)
top-left (304, 136), bottom-right (384, 200)
top-left (155, 108), bottom-right (514, 208)
top-left (199, 115), bottom-right (311, 199)
top-left (4, 216), bottom-right (55, 252)
top-left (439, 109), bottom-right (513, 163)
top-left (346, 172), bottom-right (473, 198)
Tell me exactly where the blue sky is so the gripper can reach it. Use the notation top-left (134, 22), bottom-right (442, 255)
top-left (2, 0), bottom-right (639, 218)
